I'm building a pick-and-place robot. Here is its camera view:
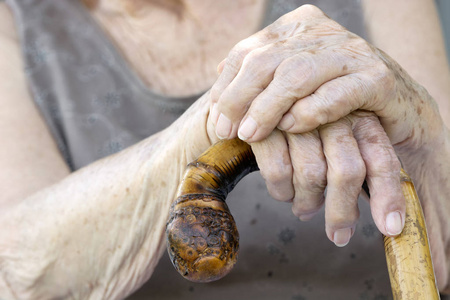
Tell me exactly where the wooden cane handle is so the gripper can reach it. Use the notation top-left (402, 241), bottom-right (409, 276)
top-left (166, 138), bottom-right (440, 298)
top-left (166, 138), bottom-right (258, 282)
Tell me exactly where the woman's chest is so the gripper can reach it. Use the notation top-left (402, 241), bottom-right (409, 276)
top-left (90, 0), bottom-right (267, 97)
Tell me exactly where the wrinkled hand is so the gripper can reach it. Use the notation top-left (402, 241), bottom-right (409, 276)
top-left (208, 3), bottom-right (449, 290)
top-left (209, 5), bottom-right (443, 150)
top-left (250, 111), bottom-right (404, 246)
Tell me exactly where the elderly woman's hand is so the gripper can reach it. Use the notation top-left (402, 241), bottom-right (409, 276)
top-left (208, 4), bottom-right (450, 289)
top-left (209, 4), bottom-right (444, 150)
top-left (208, 3), bottom-right (448, 230)
top-left (249, 110), bottom-right (404, 247)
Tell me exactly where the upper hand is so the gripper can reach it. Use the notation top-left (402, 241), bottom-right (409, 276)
top-left (209, 4), bottom-right (444, 155)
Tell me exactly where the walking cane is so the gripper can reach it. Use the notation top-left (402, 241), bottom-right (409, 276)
top-left (166, 138), bottom-right (440, 299)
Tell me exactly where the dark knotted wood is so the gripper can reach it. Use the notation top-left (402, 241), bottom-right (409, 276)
top-left (166, 138), bottom-right (257, 282)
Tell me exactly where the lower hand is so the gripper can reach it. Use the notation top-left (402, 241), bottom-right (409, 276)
top-left (251, 110), bottom-right (404, 246)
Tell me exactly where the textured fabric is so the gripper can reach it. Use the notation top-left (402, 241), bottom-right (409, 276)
top-left (6, 0), bottom-right (201, 170)
top-left (6, 0), bottom-right (397, 299)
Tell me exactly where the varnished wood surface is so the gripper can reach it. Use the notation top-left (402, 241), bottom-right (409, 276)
top-left (384, 170), bottom-right (440, 299)
top-left (166, 138), bottom-right (257, 282)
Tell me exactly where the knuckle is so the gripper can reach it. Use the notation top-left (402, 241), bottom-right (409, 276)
top-left (292, 199), bottom-right (323, 218)
top-left (309, 96), bottom-right (330, 126)
top-left (297, 4), bottom-right (325, 17)
top-left (352, 38), bottom-right (373, 54)
top-left (243, 48), bottom-right (266, 65)
top-left (240, 48), bottom-right (274, 78)
top-left (331, 159), bottom-right (366, 184)
top-left (327, 209), bottom-right (359, 227)
top-left (227, 41), bottom-right (253, 69)
top-left (371, 146), bottom-right (401, 174)
top-left (316, 84), bottom-right (356, 117)
top-left (300, 163), bottom-right (327, 192)
top-left (225, 97), bottom-right (245, 113)
top-left (375, 64), bottom-right (396, 91)
top-left (270, 189), bottom-right (293, 203)
top-left (260, 164), bottom-right (292, 185)
top-left (276, 56), bottom-right (315, 88)
top-left (289, 94), bottom-right (327, 130)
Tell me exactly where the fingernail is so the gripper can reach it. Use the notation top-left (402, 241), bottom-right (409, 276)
top-left (386, 211), bottom-right (403, 236)
top-left (238, 117), bottom-right (257, 141)
top-left (333, 228), bottom-right (352, 247)
top-left (210, 103), bottom-right (219, 124)
top-left (216, 113), bottom-right (232, 139)
top-left (278, 113), bottom-right (295, 130)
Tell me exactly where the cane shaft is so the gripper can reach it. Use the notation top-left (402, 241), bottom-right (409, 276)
top-left (384, 170), bottom-right (440, 299)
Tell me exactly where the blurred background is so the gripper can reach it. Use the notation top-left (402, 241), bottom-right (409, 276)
top-left (436, 0), bottom-right (450, 61)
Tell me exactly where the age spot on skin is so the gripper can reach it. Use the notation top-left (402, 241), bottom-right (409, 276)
top-left (267, 31), bottom-right (279, 39)
top-left (336, 135), bottom-right (344, 144)
top-left (302, 25), bottom-right (312, 33)
top-left (275, 39), bottom-right (288, 46)
top-left (416, 106), bottom-right (422, 115)
top-left (367, 135), bottom-right (380, 144)
top-left (335, 133), bottom-right (352, 144)
top-left (342, 65), bottom-right (348, 71)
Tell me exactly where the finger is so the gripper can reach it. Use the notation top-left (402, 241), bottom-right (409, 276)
top-left (286, 130), bottom-right (327, 221)
top-left (351, 111), bottom-right (405, 237)
top-left (212, 44), bottom-right (295, 139)
top-left (216, 47), bottom-right (357, 141)
top-left (319, 118), bottom-right (366, 247)
top-left (236, 49), bottom-right (361, 142)
top-left (210, 26), bottom-right (293, 119)
top-left (208, 4), bottom-right (326, 111)
top-left (278, 71), bottom-right (389, 133)
top-left (251, 129), bottom-right (294, 202)
top-left (212, 38), bottom-right (330, 140)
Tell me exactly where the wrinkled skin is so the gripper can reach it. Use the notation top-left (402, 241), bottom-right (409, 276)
top-left (209, 5), bottom-right (449, 290)
top-left (1, 2), bottom-right (449, 298)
